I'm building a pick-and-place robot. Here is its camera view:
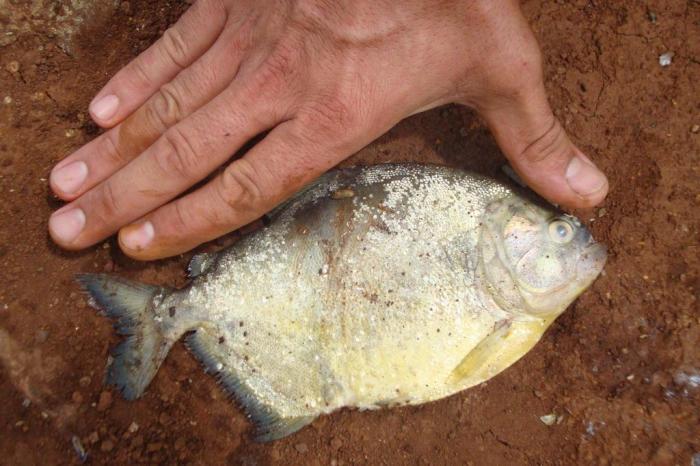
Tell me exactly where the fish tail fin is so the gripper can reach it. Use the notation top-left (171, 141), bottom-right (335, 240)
top-left (76, 273), bottom-right (174, 400)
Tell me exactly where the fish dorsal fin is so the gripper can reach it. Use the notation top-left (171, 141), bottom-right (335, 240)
top-left (447, 317), bottom-right (551, 387)
top-left (187, 253), bottom-right (215, 278)
top-left (186, 329), bottom-right (315, 442)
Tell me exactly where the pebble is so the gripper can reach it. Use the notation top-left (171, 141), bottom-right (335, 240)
top-left (174, 436), bottom-right (187, 451)
top-left (295, 442), bottom-right (309, 454)
top-left (330, 437), bottom-right (343, 450)
top-left (88, 431), bottom-right (99, 444)
top-left (71, 391), bottom-right (84, 404)
top-left (72, 435), bottom-right (88, 463)
top-left (128, 421), bottom-right (139, 433)
top-left (3, 96), bottom-right (11, 105)
top-left (79, 376), bottom-right (91, 387)
top-left (100, 439), bottom-right (114, 452)
top-left (97, 391), bottom-right (113, 411)
top-left (692, 124), bottom-right (699, 133)
top-left (540, 414), bottom-right (557, 426)
top-left (659, 52), bottom-right (673, 67)
top-left (6, 61), bottom-right (20, 73)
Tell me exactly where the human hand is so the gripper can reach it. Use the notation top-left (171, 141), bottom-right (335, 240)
top-left (49, 0), bottom-right (608, 260)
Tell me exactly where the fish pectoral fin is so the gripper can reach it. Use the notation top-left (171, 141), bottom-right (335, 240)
top-left (447, 318), bottom-right (551, 387)
top-left (186, 329), bottom-right (316, 442)
top-left (187, 253), bottom-right (215, 278)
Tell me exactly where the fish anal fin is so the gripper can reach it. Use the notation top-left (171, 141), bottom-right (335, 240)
top-left (187, 253), bottom-right (214, 278)
top-left (185, 329), bottom-right (315, 442)
top-left (447, 318), bottom-right (551, 387)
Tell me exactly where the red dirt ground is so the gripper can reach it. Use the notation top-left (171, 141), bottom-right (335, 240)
top-left (1, 1), bottom-right (698, 465)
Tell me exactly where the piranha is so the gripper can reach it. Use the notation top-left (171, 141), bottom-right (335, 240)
top-left (78, 164), bottom-right (606, 441)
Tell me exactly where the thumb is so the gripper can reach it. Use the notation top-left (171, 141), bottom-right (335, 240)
top-left (478, 82), bottom-right (608, 209)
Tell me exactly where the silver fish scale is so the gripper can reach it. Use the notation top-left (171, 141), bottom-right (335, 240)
top-left (181, 165), bottom-right (514, 417)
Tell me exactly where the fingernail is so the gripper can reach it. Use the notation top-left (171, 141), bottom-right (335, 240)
top-left (566, 155), bottom-right (607, 197)
top-left (90, 94), bottom-right (119, 121)
top-left (49, 208), bottom-right (86, 243)
top-left (120, 221), bottom-right (154, 251)
top-left (51, 161), bottom-right (88, 194)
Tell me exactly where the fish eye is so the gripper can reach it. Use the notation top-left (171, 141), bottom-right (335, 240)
top-left (548, 218), bottom-right (575, 244)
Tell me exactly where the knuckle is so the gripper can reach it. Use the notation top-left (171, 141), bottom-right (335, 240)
top-left (216, 159), bottom-right (266, 217)
top-left (97, 181), bottom-right (122, 220)
top-left (102, 130), bottom-right (131, 165)
top-left (298, 95), bottom-right (357, 142)
top-left (248, 42), bottom-right (301, 98)
top-left (171, 199), bottom-right (194, 232)
top-left (157, 127), bottom-right (200, 179)
top-left (148, 83), bottom-right (184, 131)
top-left (520, 118), bottom-right (568, 164)
top-left (160, 27), bottom-right (189, 69)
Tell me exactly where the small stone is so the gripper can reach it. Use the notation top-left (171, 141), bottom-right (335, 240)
top-left (330, 437), bottom-right (343, 450)
top-left (597, 208), bottom-right (607, 218)
top-left (174, 437), bottom-right (187, 451)
top-left (295, 442), bottom-right (309, 454)
top-left (72, 435), bottom-right (87, 462)
top-left (88, 431), bottom-right (99, 445)
top-left (79, 376), bottom-right (91, 387)
top-left (540, 414), bottom-right (557, 426)
top-left (100, 439), bottom-right (114, 452)
top-left (6, 61), bottom-right (20, 73)
top-left (97, 391), bottom-right (113, 411)
top-left (659, 52), bottom-right (673, 67)
top-left (128, 421), bottom-right (139, 433)
top-left (3, 96), bottom-right (11, 105)
top-left (65, 129), bottom-right (76, 138)
top-left (692, 124), bottom-right (699, 133)
top-left (71, 391), bottom-right (84, 404)
top-left (21, 398), bottom-right (31, 408)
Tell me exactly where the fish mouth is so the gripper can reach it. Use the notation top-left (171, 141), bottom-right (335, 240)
top-left (577, 242), bottom-right (607, 283)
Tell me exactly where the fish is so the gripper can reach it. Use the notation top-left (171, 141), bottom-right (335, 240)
top-left (77, 163), bottom-right (607, 442)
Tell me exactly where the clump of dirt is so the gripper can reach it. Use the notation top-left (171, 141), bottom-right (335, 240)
top-left (0, 1), bottom-right (698, 465)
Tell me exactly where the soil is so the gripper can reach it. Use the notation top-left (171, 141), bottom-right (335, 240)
top-left (1, 1), bottom-right (698, 465)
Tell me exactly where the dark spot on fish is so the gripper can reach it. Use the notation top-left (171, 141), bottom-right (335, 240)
top-left (243, 331), bottom-right (248, 337)
top-left (239, 321), bottom-right (244, 327)
top-left (218, 336), bottom-right (225, 344)
top-left (168, 307), bottom-right (176, 317)
top-left (244, 355), bottom-right (249, 361)
top-left (436, 328), bottom-right (440, 333)
top-left (401, 271), bottom-right (406, 276)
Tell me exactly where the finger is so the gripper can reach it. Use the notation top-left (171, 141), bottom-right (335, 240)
top-left (50, 21), bottom-right (250, 201)
top-left (88, 0), bottom-right (228, 127)
top-left (117, 121), bottom-right (343, 260)
top-left (48, 78), bottom-right (290, 250)
top-left (479, 80), bottom-right (608, 209)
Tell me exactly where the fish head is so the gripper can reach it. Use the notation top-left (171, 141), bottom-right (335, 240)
top-left (479, 194), bottom-right (607, 318)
